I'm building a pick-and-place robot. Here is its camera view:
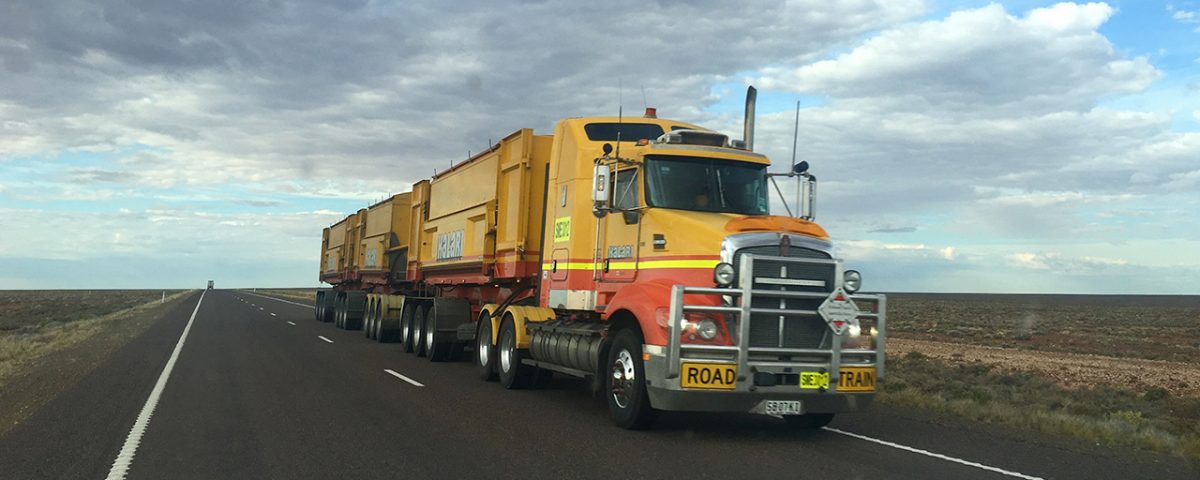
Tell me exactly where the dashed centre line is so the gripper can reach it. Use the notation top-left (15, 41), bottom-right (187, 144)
top-left (384, 369), bottom-right (425, 387)
top-left (286, 321), bottom-right (296, 326)
top-left (318, 336), bottom-right (334, 344)
top-left (270, 313), bottom-right (277, 317)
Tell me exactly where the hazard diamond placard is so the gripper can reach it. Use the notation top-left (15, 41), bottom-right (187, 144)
top-left (818, 288), bottom-right (859, 335)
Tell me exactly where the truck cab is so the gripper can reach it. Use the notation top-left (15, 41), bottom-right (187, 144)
top-left (537, 103), bottom-right (885, 427)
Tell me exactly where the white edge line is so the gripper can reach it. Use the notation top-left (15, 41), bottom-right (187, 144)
top-left (105, 290), bottom-right (206, 480)
top-left (318, 335), bottom-right (334, 343)
top-left (822, 427), bottom-right (1044, 480)
top-left (385, 369), bottom-right (425, 387)
top-left (240, 290), bottom-right (316, 310)
top-left (286, 321), bottom-right (296, 326)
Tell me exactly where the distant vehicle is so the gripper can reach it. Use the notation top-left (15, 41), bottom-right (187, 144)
top-left (315, 87), bottom-right (885, 429)
top-left (207, 280), bottom-right (214, 290)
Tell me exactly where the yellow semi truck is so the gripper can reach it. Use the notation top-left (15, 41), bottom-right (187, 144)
top-left (317, 88), bottom-right (886, 429)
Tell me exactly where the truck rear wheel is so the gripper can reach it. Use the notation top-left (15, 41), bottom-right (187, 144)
top-left (475, 312), bottom-right (497, 381)
top-left (783, 413), bottom-right (834, 429)
top-left (497, 316), bottom-right (533, 389)
top-left (607, 328), bottom-right (657, 429)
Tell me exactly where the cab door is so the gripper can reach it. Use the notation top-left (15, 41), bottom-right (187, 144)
top-left (600, 167), bottom-right (641, 282)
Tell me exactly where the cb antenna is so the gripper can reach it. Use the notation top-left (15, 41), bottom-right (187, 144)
top-left (615, 79), bottom-right (624, 159)
top-left (790, 100), bottom-right (800, 173)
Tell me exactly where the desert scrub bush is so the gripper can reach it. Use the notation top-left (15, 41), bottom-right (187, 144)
top-left (880, 353), bottom-right (1200, 459)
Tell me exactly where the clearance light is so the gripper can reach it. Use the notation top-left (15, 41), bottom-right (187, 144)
top-left (844, 270), bottom-right (862, 293)
top-left (636, 138), bottom-right (650, 146)
top-left (713, 262), bottom-right (735, 286)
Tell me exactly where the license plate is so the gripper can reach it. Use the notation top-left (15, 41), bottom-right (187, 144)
top-left (764, 400), bottom-right (803, 415)
top-left (838, 367), bottom-right (876, 392)
top-left (680, 362), bottom-right (737, 390)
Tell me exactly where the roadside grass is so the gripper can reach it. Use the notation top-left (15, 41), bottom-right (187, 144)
top-left (248, 288), bottom-right (316, 303)
top-left (0, 290), bottom-right (190, 385)
top-left (881, 351), bottom-right (1200, 460)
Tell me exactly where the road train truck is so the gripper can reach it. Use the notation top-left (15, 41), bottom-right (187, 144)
top-left (316, 88), bottom-right (886, 429)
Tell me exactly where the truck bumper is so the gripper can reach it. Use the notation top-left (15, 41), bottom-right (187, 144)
top-left (643, 352), bottom-right (874, 414)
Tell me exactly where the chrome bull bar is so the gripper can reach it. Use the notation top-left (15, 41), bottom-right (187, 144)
top-left (665, 253), bottom-right (887, 389)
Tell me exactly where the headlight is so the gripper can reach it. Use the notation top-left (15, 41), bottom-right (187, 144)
top-left (697, 319), bottom-right (718, 340)
top-left (844, 269), bottom-right (862, 293)
top-left (713, 262), bottom-right (735, 286)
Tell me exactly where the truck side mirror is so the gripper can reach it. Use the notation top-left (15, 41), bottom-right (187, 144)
top-left (799, 175), bottom-right (817, 220)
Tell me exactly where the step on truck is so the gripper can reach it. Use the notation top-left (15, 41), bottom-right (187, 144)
top-left (316, 87), bottom-right (886, 429)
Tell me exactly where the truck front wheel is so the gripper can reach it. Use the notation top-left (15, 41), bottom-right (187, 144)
top-left (606, 329), bottom-right (657, 429)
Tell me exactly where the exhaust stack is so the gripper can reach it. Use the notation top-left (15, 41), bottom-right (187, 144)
top-left (742, 86), bottom-right (757, 151)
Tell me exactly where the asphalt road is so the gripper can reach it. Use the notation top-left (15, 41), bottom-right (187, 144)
top-left (1, 290), bottom-right (1195, 479)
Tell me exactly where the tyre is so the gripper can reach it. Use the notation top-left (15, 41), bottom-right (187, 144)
top-left (315, 292), bottom-right (324, 322)
top-left (334, 295), bottom-right (346, 329)
top-left (424, 306), bottom-right (453, 362)
top-left (606, 328), bottom-right (657, 429)
top-left (497, 316), bottom-right (534, 389)
top-left (364, 298), bottom-right (375, 339)
top-left (413, 304), bottom-right (428, 357)
top-left (475, 312), bottom-right (498, 381)
top-left (783, 413), bottom-right (835, 429)
top-left (401, 304), bottom-right (416, 353)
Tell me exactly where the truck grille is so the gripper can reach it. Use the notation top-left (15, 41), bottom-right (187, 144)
top-left (737, 246), bottom-right (834, 349)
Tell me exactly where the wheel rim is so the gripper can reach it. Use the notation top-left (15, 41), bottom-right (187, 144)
top-left (611, 348), bottom-right (636, 409)
top-left (477, 325), bottom-right (490, 367)
top-left (499, 328), bottom-right (512, 373)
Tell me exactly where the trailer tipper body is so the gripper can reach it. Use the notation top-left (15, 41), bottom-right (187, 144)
top-left (317, 89), bottom-right (886, 428)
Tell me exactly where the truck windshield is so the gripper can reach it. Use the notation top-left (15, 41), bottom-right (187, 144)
top-left (644, 155), bottom-right (769, 215)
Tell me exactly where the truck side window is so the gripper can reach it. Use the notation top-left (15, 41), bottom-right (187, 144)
top-left (613, 169), bottom-right (639, 210)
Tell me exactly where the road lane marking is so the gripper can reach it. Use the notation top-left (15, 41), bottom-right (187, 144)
top-left (318, 335), bottom-right (334, 343)
top-left (822, 427), bottom-right (1043, 480)
top-left (259, 307), bottom-right (264, 311)
top-left (287, 321), bottom-right (296, 326)
top-left (270, 313), bottom-right (277, 316)
top-left (241, 291), bottom-right (315, 309)
top-left (385, 369), bottom-right (425, 387)
top-left (105, 290), bottom-right (207, 480)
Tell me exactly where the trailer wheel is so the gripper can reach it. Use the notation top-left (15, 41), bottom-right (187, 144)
top-left (783, 413), bottom-right (835, 429)
top-left (369, 298), bottom-right (381, 340)
top-left (334, 294), bottom-right (346, 329)
top-left (475, 312), bottom-right (497, 381)
top-left (364, 298), bottom-right (375, 339)
top-left (424, 307), bottom-right (452, 362)
top-left (314, 291), bottom-right (325, 322)
top-left (607, 328), bottom-right (657, 429)
top-left (401, 303), bottom-right (416, 353)
top-left (497, 316), bottom-right (533, 389)
top-left (413, 303), bottom-right (428, 357)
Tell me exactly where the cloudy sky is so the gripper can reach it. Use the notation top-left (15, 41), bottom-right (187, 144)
top-left (1, 0), bottom-right (1197, 293)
